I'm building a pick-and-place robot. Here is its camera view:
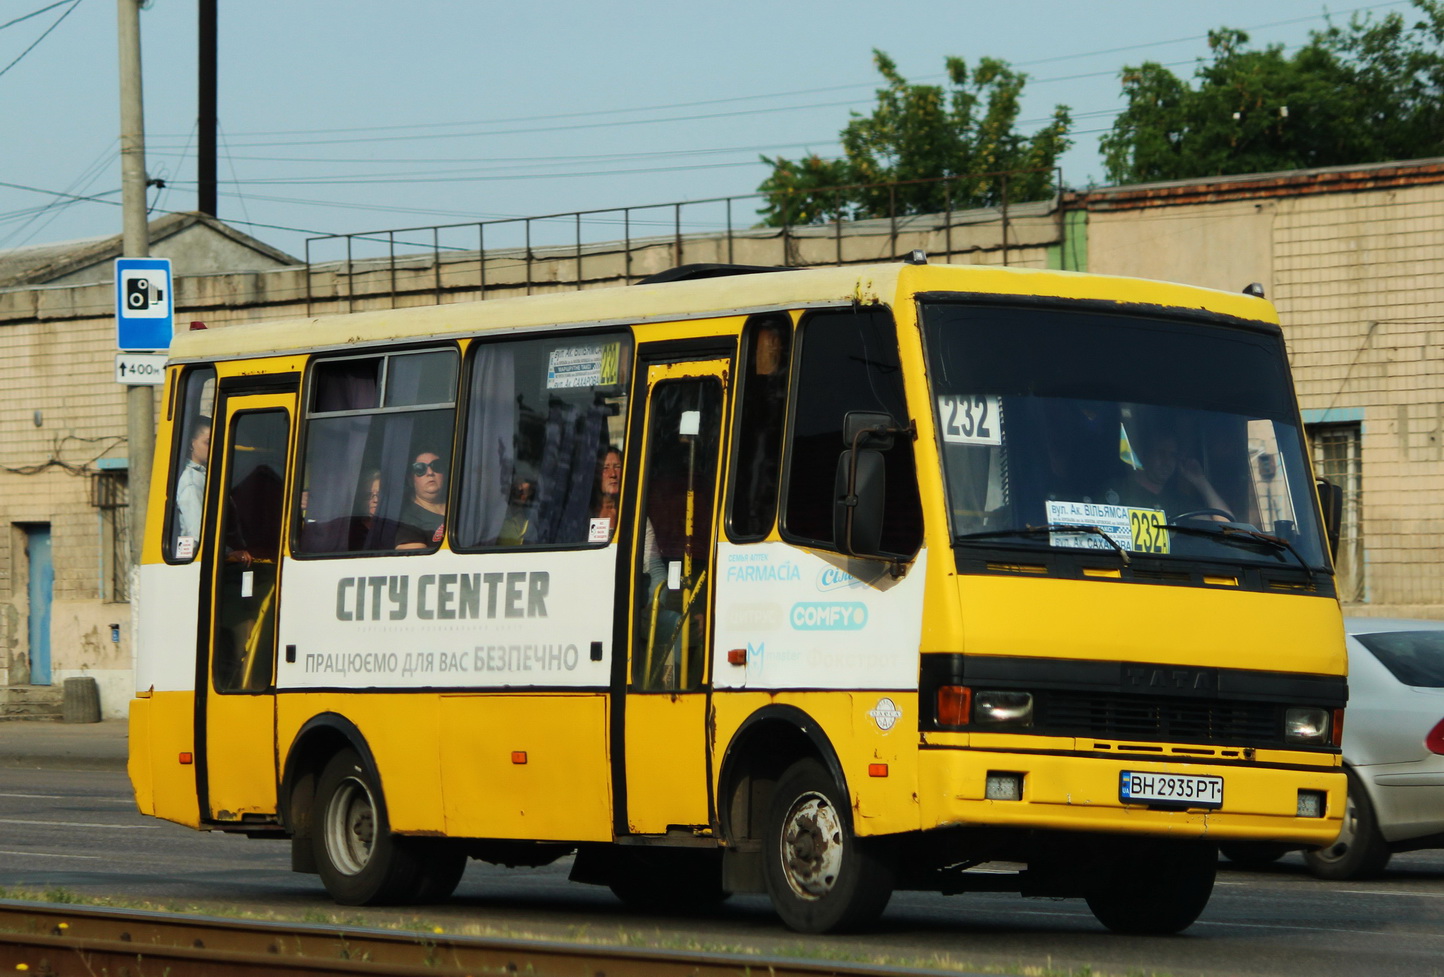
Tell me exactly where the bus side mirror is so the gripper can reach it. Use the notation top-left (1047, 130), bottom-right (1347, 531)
top-left (833, 411), bottom-right (897, 557)
top-left (843, 411), bottom-right (896, 450)
top-left (835, 448), bottom-right (885, 556)
top-left (1316, 478), bottom-right (1343, 562)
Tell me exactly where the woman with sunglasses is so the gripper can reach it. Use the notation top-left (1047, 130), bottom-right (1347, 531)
top-left (395, 447), bottom-right (448, 550)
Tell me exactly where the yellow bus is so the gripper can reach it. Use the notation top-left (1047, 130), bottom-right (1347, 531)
top-left (129, 259), bottom-right (1347, 934)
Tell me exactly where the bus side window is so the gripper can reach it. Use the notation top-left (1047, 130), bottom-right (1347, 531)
top-left (295, 349), bottom-right (458, 557)
top-left (782, 309), bottom-right (922, 556)
top-left (727, 314), bottom-right (791, 540)
top-left (165, 366), bottom-right (216, 563)
top-left (454, 333), bottom-right (631, 550)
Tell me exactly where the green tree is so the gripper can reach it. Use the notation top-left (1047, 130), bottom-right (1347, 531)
top-left (757, 50), bottom-right (1071, 226)
top-left (1102, 1), bottom-right (1444, 184)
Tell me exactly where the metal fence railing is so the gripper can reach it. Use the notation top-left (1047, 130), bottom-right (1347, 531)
top-left (302, 169), bottom-right (1064, 315)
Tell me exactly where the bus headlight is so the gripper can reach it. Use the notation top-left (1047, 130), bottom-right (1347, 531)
top-left (1284, 707), bottom-right (1330, 745)
top-left (974, 690), bottom-right (1033, 727)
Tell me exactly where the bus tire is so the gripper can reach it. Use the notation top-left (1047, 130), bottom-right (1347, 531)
top-left (407, 840), bottom-right (468, 903)
top-left (763, 758), bottom-right (893, 933)
top-left (312, 749), bottom-right (428, 905)
top-left (1085, 838), bottom-right (1216, 935)
top-left (1303, 770), bottom-right (1391, 881)
top-left (607, 849), bottom-right (729, 912)
top-left (1218, 841), bottom-right (1291, 868)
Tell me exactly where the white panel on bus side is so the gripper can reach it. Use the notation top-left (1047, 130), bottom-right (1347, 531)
top-left (711, 542), bottom-right (926, 691)
top-left (276, 546), bottom-right (617, 690)
top-left (136, 561), bottom-right (203, 694)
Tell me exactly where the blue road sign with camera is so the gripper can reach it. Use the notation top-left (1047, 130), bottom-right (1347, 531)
top-left (115, 257), bottom-right (174, 351)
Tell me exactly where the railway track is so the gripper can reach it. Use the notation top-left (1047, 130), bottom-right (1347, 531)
top-left (0, 899), bottom-right (978, 977)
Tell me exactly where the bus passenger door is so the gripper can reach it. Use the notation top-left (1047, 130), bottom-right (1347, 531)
top-left (202, 391), bottom-right (293, 823)
top-left (621, 359), bottom-right (727, 834)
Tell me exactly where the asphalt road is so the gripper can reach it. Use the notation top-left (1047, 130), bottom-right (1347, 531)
top-left (2, 767), bottom-right (1442, 977)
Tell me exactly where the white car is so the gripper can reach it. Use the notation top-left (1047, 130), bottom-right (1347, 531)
top-left (1223, 617), bottom-right (1444, 879)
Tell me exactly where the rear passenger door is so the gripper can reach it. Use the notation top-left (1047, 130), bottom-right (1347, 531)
top-left (619, 354), bottom-right (729, 834)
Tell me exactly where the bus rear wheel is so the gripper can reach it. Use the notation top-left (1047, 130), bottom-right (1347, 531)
top-left (763, 758), bottom-right (893, 933)
top-left (1085, 838), bottom-right (1216, 935)
top-left (312, 749), bottom-right (465, 905)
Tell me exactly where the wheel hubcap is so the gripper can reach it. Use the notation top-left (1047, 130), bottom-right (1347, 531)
top-left (780, 791), bottom-right (844, 900)
top-left (1317, 792), bottom-right (1359, 862)
top-left (325, 776), bottom-right (376, 875)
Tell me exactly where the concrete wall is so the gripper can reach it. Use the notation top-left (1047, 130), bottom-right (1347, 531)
top-left (1088, 198), bottom-right (1274, 294)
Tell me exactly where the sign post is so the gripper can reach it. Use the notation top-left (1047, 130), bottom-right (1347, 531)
top-left (115, 352), bottom-right (167, 385)
top-left (115, 257), bottom-right (174, 352)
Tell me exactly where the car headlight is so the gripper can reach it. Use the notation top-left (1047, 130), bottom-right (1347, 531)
top-left (1284, 706), bottom-right (1330, 745)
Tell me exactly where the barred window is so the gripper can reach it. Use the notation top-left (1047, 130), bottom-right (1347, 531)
top-left (1310, 422), bottom-right (1364, 602)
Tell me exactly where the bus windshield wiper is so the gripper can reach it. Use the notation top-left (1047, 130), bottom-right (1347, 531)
top-left (1158, 522), bottom-right (1315, 583)
top-left (957, 524), bottom-right (1130, 566)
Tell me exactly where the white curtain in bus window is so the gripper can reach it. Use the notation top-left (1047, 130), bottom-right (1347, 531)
top-left (297, 348), bottom-right (457, 555)
top-left (455, 333), bottom-right (631, 549)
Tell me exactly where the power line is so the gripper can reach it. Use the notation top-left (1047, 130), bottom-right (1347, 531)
top-left (168, 156), bottom-right (780, 188)
top-left (0, 0), bottom-right (71, 32)
top-left (0, 1), bottom-right (1412, 244)
top-left (1009, 1), bottom-right (1408, 67)
top-left (153, 97), bottom-right (874, 150)
top-left (0, 140), bottom-right (115, 248)
top-left (0, 178), bottom-right (122, 206)
top-left (141, 139), bottom-right (845, 167)
top-left (0, 0), bottom-right (81, 80)
top-left (139, 1), bottom-right (1408, 147)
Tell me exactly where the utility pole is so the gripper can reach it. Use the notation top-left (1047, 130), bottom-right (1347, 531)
top-left (118, 0), bottom-right (154, 568)
top-left (197, 0), bottom-right (217, 216)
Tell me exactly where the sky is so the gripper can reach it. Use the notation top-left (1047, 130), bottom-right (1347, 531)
top-left (0, 0), bottom-right (1423, 261)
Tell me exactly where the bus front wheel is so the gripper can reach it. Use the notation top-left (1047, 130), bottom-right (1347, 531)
top-left (763, 758), bottom-right (893, 933)
top-left (312, 749), bottom-right (465, 905)
top-left (1084, 838), bottom-right (1216, 934)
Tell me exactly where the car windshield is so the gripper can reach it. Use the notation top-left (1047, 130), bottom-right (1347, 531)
top-left (921, 301), bottom-right (1328, 571)
top-left (1354, 631), bottom-right (1444, 688)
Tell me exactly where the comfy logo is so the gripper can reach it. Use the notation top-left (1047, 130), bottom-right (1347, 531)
top-left (790, 601), bottom-right (868, 631)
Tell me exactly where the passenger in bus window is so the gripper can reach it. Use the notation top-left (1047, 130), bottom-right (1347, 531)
top-left (588, 446), bottom-right (623, 542)
top-left (395, 448), bottom-right (447, 550)
top-left (1120, 412), bottom-right (1229, 519)
top-left (174, 417), bottom-right (210, 553)
top-left (351, 470), bottom-right (382, 549)
top-left (498, 477), bottom-right (537, 546)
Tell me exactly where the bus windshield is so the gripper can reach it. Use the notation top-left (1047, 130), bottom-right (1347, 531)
top-left (921, 301), bottom-right (1329, 572)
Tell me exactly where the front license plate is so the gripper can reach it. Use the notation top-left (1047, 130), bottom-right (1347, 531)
top-left (1119, 771), bottom-right (1223, 808)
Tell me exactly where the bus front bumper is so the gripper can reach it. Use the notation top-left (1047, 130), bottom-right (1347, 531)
top-left (916, 745), bottom-right (1346, 846)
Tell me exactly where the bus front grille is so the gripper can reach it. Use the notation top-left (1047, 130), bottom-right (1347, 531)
top-left (1039, 692), bottom-right (1280, 746)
